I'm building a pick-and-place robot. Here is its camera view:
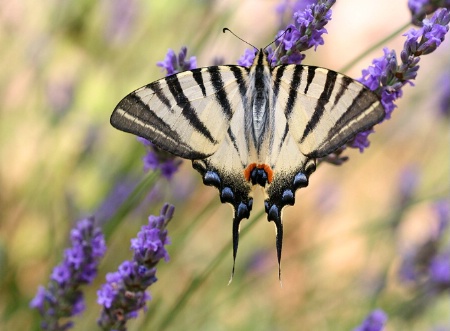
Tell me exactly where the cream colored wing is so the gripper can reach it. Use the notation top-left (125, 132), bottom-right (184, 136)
top-left (272, 65), bottom-right (385, 158)
top-left (111, 65), bottom-right (250, 160)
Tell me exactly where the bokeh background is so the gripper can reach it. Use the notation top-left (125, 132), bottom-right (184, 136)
top-left (1, 0), bottom-right (449, 330)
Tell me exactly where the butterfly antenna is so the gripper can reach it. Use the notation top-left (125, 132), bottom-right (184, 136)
top-left (263, 27), bottom-right (292, 50)
top-left (223, 28), bottom-right (258, 51)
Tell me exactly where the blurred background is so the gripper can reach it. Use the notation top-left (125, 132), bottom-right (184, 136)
top-left (1, 0), bottom-right (449, 330)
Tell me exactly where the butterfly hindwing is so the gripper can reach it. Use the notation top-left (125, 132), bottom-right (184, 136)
top-left (193, 91), bottom-right (255, 277)
top-left (257, 62), bottom-right (385, 276)
top-left (262, 120), bottom-right (317, 274)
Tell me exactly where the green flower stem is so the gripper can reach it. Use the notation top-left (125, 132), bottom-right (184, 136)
top-left (156, 209), bottom-right (265, 331)
top-left (103, 171), bottom-right (159, 240)
top-left (339, 21), bottom-right (411, 73)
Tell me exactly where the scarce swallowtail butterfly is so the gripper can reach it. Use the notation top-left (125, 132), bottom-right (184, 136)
top-left (110, 41), bottom-right (385, 280)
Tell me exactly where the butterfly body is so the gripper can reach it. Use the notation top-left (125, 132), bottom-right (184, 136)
top-left (111, 49), bottom-right (385, 279)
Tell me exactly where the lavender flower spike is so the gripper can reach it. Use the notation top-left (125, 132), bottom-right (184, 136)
top-left (237, 0), bottom-right (335, 66)
top-left (398, 200), bottom-right (449, 292)
top-left (30, 217), bottom-right (107, 331)
top-left (138, 137), bottom-right (182, 180)
top-left (408, 0), bottom-right (450, 26)
top-left (97, 203), bottom-right (174, 331)
top-left (353, 309), bottom-right (388, 331)
top-left (157, 46), bottom-right (197, 76)
top-left (437, 71), bottom-right (450, 117)
top-left (273, 0), bottom-right (336, 65)
top-left (351, 8), bottom-right (450, 152)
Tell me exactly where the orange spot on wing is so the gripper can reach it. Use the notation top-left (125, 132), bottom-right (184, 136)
top-left (262, 164), bottom-right (274, 183)
top-left (244, 163), bottom-right (257, 182)
top-left (243, 163), bottom-right (274, 184)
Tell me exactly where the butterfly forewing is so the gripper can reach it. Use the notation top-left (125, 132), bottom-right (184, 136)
top-left (111, 66), bottom-right (249, 159)
top-left (272, 65), bottom-right (384, 158)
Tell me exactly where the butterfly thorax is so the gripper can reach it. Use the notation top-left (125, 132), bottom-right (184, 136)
top-left (246, 50), bottom-right (274, 161)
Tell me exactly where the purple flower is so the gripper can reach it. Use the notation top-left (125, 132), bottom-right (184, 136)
top-left (408, 0), bottom-right (450, 26)
top-left (349, 129), bottom-right (374, 152)
top-left (160, 160), bottom-right (180, 179)
top-left (272, 0), bottom-right (336, 65)
top-left (397, 165), bottom-right (420, 206)
top-left (357, 48), bottom-right (400, 120)
top-left (353, 309), bottom-right (388, 331)
top-left (138, 137), bottom-right (182, 180)
top-left (97, 204), bottom-right (174, 331)
top-left (398, 200), bottom-right (450, 293)
top-left (238, 0), bottom-right (335, 66)
top-left (437, 71), bottom-right (450, 117)
top-left (237, 48), bottom-right (256, 66)
top-left (435, 200), bottom-right (450, 235)
top-left (30, 217), bottom-right (106, 331)
top-left (276, 0), bottom-right (317, 26)
top-left (352, 8), bottom-right (450, 152)
top-left (429, 252), bottom-right (450, 286)
top-left (278, 23), bottom-right (301, 50)
top-left (157, 46), bottom-right (197, 76)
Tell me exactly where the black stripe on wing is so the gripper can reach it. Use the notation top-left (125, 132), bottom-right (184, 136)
top-left (272, 65), bottom-right (286, 103)
top-left (304, 66), bottom-right (316, 94)
top-left (150, 81), bottom-right (172, 111)
top-left (228, 66), bottom-right (248, 108)
top-left (192, 68), bottom-right (207, 97)
top-left (165, 74), bottom-right (217, 144)
top-left (278, 123), bottom-right (290, 154)
top-left (208, 67), bottom-right (234, 121)
top-left (329, 88), bottom-right (384, 138)
top-left (227, 127), bottom-right (246, 168)
top-left (284, 65), bottom-right (303, 119)
top-left (111, 94), bottom-right (209, 159)
top-left (300, 70), bottom-right (337, 143)
top-left (308, 87), bottom-right (385, 158)
top-left (332, 76), bottom-right (353, 108)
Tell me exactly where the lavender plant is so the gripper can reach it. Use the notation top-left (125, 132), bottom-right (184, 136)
top-left (97, 204), bottom-right (174, 330)
top-left (437, 70), bottom-right (450, 117)
top-left (353, 309), bottom-right (388, 331)
top-left (352, 8), bottom-right (450, 150)
top-left (399, 201), bottom-right (450, 293)
top-left (156, 46), bottom-right (197, 76)
top-left (138, 136), bottom-right (182, 180)
top-left (30, 218), bottom-right (106, 331)
top-left (408, 0), bottom-right (450, 25)
top-left (238, 0), bottom-right (335, 66)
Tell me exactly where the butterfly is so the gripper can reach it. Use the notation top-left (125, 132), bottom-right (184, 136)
top-left (110, 45), bottom-right (385, 280)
